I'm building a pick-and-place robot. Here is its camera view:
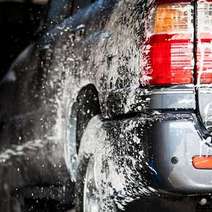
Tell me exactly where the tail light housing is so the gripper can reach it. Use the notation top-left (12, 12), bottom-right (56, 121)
top-left (140, 0), bottom-right (212, 86)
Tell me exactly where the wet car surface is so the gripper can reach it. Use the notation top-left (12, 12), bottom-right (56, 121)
top-left (1, 0), bottom-right (212, 211)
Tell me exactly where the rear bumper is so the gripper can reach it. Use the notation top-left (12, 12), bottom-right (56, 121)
top-left (149, 113), bottom-right (212, 194)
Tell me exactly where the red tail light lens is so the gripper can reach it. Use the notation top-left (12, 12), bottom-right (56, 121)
top-left (148, 34), bottom-right (193, 85)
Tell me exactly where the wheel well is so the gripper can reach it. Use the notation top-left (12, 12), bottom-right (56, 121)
top-left (74, 84), bottom-right (101, 149)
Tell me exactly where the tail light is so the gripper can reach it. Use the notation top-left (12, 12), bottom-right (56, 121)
top-left (141, 1), bottom-right (194, 86)
top-left (140, 0), bottom-right (212, 86)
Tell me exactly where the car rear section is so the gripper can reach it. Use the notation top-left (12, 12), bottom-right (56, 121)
top-left (138, 0), bottom-right (212, 195)
top-left (76, 0), bottom-right (212, 211)
top-left (98, 0), bottom-right (212, 201)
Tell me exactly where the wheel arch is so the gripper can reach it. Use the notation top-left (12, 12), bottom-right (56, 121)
top-left (64, 83), bottom-right (101, 181)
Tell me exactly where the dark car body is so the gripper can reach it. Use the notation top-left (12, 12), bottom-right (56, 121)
top-left (0, 0), bottom-right (50, 80)
top-left (2, 0), bottom-right (212, 211)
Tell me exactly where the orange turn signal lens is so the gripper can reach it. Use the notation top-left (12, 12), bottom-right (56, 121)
top-left (154, 3), bottom-right (192, 34)
top-left (192, 156), bottom-right (212, 169)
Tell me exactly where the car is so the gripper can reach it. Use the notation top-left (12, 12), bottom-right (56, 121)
top-left (2, 0), bottom-right (212, 211)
